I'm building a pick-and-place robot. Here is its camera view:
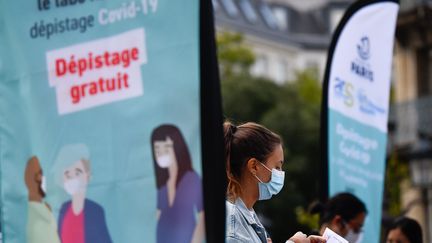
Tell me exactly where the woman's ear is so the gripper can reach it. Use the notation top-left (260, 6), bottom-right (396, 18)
top-left (332, 215), bottom-right (343, 226)
top-left (331, 215), bottom-right (346, 234)
top-left (246, 158), bottom-right (259, 175)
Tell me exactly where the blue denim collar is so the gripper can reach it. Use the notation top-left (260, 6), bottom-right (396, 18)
top-left (234, 198), bottom-right (259, 226)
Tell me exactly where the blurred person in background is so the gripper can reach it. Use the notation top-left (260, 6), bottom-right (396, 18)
top-left (224, 121), bottom-right (326, 243)
top-left (386, 216), bottom-right (423, 243)
top-left (310, 192), bottom-right (367, 242)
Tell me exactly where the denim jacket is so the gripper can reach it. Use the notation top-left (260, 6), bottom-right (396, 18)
top-left (226, 198), bottom-right (270, 243)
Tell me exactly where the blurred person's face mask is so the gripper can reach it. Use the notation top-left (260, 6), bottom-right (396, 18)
top-left (254, 162), bottom-right (285, 200)
top-left (345, 229), bottom-right (363, 243)
top-left (342, 220), bottom-right (363, 243)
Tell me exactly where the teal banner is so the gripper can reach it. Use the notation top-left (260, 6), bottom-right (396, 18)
top-left (322, 0), bottom-right (399, 242)
top-left (329, 110), bottom-right (387, 242)
top-left (0, 1), bottom-right (205, 243)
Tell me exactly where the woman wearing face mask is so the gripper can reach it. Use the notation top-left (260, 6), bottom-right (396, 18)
top-left (224, 121), bottom-right (326, 243)
top-left (386, 217), bottom-right (423, 243)
top-left (151, 124), bottom-right (205, 243)
top-left (310, 192), bottom-right (367, 242)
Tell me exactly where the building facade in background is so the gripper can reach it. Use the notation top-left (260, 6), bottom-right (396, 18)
top-left (390, 0), bottom-right (432, 242)
top-left (213, 0), bottom-right (352, 83)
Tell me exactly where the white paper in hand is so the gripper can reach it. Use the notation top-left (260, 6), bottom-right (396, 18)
top-left (322, 227), bottom-right (348, 243)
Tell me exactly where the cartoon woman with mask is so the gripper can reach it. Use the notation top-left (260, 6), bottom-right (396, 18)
top-left (151, 124), bottom-right (205, 243)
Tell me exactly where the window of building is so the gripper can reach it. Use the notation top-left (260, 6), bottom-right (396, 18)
top-left (221, 0), bottom-right (238, 17)
top-left (417, 48), bottom-right (432, 97)
top-left (272, 7), bottom-right (288, 30)
top-left (330, 8), bottom-right (344, 33)
top-left (239, 0), bottom-right (258, 23)
top-left (259, 4), bottom-right (278, 29)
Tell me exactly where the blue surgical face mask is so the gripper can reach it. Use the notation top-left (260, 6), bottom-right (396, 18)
top-left (342, 221), bottom-right (363, 243)
top-left (345, 229), bottom-right (362, 243)
top-left (254, 162), bottom-right (285, 200)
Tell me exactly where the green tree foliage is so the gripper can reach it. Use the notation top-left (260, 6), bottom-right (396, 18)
top-left (217, 32), bottom-right (255, 78)
top-left (384, 153), bottom-right (409, 216)
top-left (296, 206), bottom-right (320, 230)
top-left (221, 74), bottom-right (279, 122)
top-left (217, 31), bottom-right (323, 242)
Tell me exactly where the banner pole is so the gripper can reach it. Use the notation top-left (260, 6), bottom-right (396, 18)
top-left (200, 0), bottom-right (226, 242)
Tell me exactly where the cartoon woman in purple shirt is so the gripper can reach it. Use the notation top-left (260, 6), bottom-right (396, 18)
top-left (151, 124), bottom-right (205, 243)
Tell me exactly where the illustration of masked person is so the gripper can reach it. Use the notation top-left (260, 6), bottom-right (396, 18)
top-left (151, 124), bottom-right (205, 243)
top-left (25, 156), bottom-right (61, 243)
top-left (56, 144), bottom-right (112, 243)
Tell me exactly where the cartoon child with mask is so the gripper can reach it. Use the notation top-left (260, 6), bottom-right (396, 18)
top-left (151, 124), bottom-right (205, 243)
top-left (25, 156), bottom-right (61, 243)
top-left (55, 144), bottom-right (112, 243)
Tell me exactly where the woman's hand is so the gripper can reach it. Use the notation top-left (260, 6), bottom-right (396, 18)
top-left (286, 232), bottom-right (326, 243)
top-left (307, 235), bottom-right (326, 243)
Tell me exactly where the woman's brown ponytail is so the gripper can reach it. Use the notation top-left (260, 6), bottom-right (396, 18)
top-left (224, 122), bottom-right (242, 201)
